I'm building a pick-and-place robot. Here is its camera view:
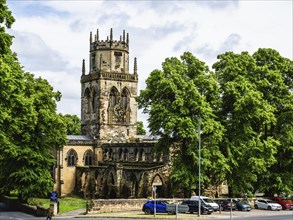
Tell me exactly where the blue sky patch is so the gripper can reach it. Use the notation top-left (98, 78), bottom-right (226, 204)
top-left (7, 1), bottom-right (69, 18)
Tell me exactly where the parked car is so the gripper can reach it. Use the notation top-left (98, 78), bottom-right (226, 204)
top-left (235, 200), bottom-right (252, 211)
top-left (270, 197), bottom-right (293, 210)
top-left (142, 200), bottom-right (189, 215)
top-left (181, 200), bottom-right (213, 215)
top-left (214, 199), bottom-right (236, 211)
top-left (190, 196), bottom-right (219, 211)
top-left (254, 199), bottom-right (282, 211)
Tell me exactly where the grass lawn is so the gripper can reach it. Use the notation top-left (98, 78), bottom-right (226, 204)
top-left (29, 196), bottom-right (87, 214)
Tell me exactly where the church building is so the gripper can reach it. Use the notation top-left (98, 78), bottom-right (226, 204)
top-left (53, 28), bottom-right (171, 199)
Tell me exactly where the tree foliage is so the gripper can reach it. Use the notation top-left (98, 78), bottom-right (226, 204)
top-left (137, 121), bottom-right (146, 135)
top-left (213, 49), bottom-right (292, 196)
top-left (0, 0), bottom-right (67, 201)
top-left (60, 114), bottom-right (81, 135)
top-left (139, 49), bottom-right (292, 197)
top-left (138, 52), bottom-right (227, 196)
top-left (251, 49), bottom-right (293, 196)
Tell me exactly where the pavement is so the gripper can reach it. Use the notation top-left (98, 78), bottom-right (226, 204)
top-left (58, 208), bottom-right (87, 217)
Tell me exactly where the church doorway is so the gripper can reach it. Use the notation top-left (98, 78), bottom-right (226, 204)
top-left (152, 175), bottom-right (163, 198)
top-left (130, 173), bottom-right (138, 198)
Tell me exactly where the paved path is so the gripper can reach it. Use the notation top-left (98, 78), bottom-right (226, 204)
top-left (59, 208), bottom-right (86, 217)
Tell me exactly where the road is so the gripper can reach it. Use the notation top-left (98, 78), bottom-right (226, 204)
top-left (1, 202), bottom-right (293, 220)
top-left (1, 212), bottom-right (292, 220)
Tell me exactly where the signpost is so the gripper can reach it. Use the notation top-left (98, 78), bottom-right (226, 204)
top-left (230, 198), bottom-right (233, 220)
top-left (153, 186), bottom-right (157, 218)
top-left (49, 191), bottom-right (58, 203)
top-left (48, 191), bottom-right (58, 218)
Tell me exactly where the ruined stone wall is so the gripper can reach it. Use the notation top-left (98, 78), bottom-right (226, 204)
top-left (75, 142), bottom-right (172, 199)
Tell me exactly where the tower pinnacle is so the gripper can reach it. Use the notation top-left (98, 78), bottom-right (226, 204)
top-left (134, 57), bottom-right (137, 75)
top-left (96, 29), bottom-right (99, 41)
top-left (110, 28), bottom-right (113, 41)
top-left (82, 59), bottom-right (85, 75)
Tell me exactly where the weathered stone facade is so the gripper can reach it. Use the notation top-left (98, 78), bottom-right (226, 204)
top-left (53, 28), bottom-right (171, 199)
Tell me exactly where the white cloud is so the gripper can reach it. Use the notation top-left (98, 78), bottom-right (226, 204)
top-left (6, 0), bottom-right (293, 132)
top-left (10, 30), bottom-right (69, 71)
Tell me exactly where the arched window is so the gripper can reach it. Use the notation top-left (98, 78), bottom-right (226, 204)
top-left (124, 148), bottom-right (129, 161)
top-left (134, 148), bottom-right (139, 161)
top-left (84, 88), bottom-right (91, 114)
top-left (139, 149), bottom-right (145, 161)
top-left (118, 148), bottom-right (123, 160)
top-left (67, 149), bottom-right (78, 166)
top-left (84, 150), bottom-right (93, 166)
top-left (121, 87), bottom-right (131, 123)
top-left (109, 87), bottom-right (119, 108)
top-left (92, 90), bottom-right (96, 112)
top-left (108, 87), bottom-right (119, 123)
top-left (121, 88), bottom-right (129, 110)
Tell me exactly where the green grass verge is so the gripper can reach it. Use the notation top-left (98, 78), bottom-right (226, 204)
top-left (29, 196), bottom-right (86, 214)
top-left (58, 196), bottom-right (87, 213)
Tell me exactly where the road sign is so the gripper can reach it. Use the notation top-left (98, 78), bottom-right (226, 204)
top-left (49, 191), bottom-right (58, 203)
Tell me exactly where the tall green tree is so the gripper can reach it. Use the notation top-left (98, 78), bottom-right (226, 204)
top-left (213, 49), bottom-right (293, 196)
top-left (0, 0), bottom-right (67, 201)
top-left (138, 52), bottom-right (227, 196)
top-left (251, 48), bottom-right (293, 196)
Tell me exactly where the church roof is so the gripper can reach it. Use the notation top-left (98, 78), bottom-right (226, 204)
top-left (67, 135), bottom-right (93, 141)
top-left (136, 135), bottom-right (158, 142)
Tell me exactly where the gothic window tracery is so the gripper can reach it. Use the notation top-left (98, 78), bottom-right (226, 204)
top-left (107, 86), bottom-right (132, 124)
top-left (108, 87), bottom-right (131, 124)
top-left (84, 150), bottom-right (93, 166)
top-left (109, 87), bottom-right (119, 107)
top-left (67, 149), bottom-right (78, 166)
top-left (113, 87), bottom-right (130, 124)
top-left (121, 87), bottom-right (131, 123)
top-left (108, 87), bottom-right (119, 123)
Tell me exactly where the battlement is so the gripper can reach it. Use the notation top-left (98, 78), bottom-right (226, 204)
top-left (84, 28), bottom-right (136, 76)
top-left (90, 28), bottom-right (129, 51)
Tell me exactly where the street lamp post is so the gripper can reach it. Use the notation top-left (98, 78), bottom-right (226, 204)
top-left (198, 117), bottom-right (201, 217)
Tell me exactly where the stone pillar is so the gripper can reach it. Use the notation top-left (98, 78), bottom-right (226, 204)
top-left (49, 202), bottom-right (58, 216)
top-left (115, 164), bottom-right (123, 198)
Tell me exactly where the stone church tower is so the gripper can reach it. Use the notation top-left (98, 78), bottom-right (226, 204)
top-left (80, 28), bottom-right (138, 160)
top-left (54, 28), bottom-right (172, 199)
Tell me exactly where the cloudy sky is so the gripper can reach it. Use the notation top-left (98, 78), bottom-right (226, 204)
top-left (6, 0), bottom-right (293, 130)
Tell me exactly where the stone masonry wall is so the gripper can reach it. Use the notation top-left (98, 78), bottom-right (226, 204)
top-left (88, 198), bottom-right (183, 213)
